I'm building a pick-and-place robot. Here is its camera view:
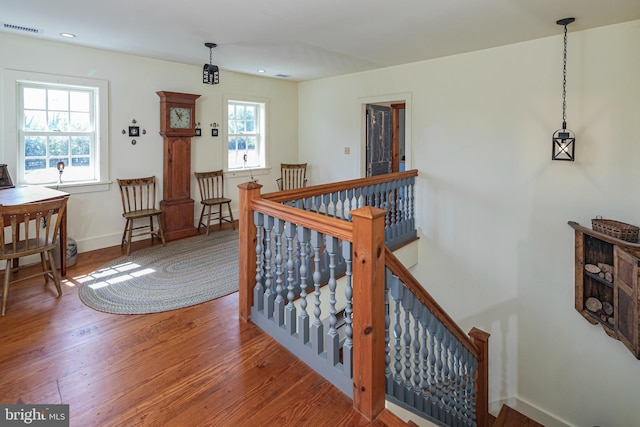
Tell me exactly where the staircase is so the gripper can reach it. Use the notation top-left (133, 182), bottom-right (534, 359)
top-left (237, 171), bottom-right (549, 427)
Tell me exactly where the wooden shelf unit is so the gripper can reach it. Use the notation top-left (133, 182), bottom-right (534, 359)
top-left (569, 221), bottom-right (640, 358)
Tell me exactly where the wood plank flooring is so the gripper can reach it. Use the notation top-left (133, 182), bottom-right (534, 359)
top-left (0, 237), bottom-right (395, 427)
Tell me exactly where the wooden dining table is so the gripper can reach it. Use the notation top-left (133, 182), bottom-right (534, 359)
top-left (0, 185), bottom-right (71, 276)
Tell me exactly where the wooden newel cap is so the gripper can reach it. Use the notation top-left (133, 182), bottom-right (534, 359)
top-left (237, 181), bottom-right (263, 190)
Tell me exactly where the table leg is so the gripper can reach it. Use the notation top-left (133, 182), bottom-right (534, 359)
top-left (60, 207), bottom-right (67, 276)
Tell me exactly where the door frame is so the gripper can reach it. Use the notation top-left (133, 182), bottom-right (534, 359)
top-left (359, 93), bottom-right (412, 177)
top-left (391, 102), bottom-right (405, 173)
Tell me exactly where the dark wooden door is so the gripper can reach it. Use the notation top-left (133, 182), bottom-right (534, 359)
top-left (366, 104), bottom-right (392, 177)
top-left (614, 245), bottom-right (639, 358)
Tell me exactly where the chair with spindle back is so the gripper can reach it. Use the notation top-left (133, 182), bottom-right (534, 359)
top-left (276, 163), bottom-right (308, 191)
top-left (0, 197), bottom-right (68, 316)
top-left (195, 170), bottom-right (235, 235)
top-left (117, 176), bottom-right (165, 255)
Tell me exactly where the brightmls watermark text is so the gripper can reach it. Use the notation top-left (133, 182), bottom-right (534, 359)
top-left (0, 404), bottom-right (69, 426)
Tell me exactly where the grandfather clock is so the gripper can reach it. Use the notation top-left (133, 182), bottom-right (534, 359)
top-left (157, 91), bottom-right (200, 241)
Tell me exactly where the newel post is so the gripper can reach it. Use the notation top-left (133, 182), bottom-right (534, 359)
top-left (237, 181), bottom-right (262, 322)
top-left (350, 206), bottom-right (387, 421)
top-left (469, 327), bottom-right (490, 427)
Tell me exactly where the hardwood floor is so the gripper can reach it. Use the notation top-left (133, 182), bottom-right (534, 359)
top-left (0, 236), bottom-right (398, 427)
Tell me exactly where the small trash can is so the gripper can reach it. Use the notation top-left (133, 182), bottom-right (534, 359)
top-left (53, 237), bottom-right (78, 269)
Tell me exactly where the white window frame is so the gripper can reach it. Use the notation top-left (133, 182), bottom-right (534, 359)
top-left (3, 70), bottom-right (110, 194)
top-left (223, 94), bottom-right (270, 175)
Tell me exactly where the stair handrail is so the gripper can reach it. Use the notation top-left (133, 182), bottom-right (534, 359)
top-left (385, 247), bottom-right (491, 427)
top-left (239, 190), bottom-right (355, 321)
top-left (238, 174), bottom-right (490, 427)
top-left (262, 169), bottom-right (419, 204)
top-left (385, 247), bottom-right (482, 358)
top-left (252, 197), bottom-right (353, 240)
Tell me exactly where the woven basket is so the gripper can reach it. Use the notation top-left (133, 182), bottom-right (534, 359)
top-left (592, 217), bottom-right (640, 242)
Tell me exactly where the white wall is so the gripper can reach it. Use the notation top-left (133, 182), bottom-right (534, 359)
top-left (298, 20), bottom-right (640, 427)
top-left (0, 32), bottom-right (298, 252)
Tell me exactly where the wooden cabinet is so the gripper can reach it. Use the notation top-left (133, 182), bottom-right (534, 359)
top-left (569, 221), bottom-right (640, 358)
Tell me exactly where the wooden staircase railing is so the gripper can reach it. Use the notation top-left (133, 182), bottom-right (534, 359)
top-left (385, 248), bottom-right (490, 427)
top-left (238, 172), bottom-right (490, 426)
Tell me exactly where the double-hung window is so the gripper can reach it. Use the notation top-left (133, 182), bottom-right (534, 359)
top-left (4, 70), bottom-right (109, 191)
top-left (226, 97), bottom-right (268, 171)
top-left (19, 83), bottom-right (96, 184)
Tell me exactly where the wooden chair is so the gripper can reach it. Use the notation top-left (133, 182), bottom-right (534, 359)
top-left (195, 170), bottom-right (235, 235)
top-left (117, 176), bottom-right (165, 255)
top-left (276, 163), bottom-right (308, 191)
top-left (0, 197), bottom-right (68, 316)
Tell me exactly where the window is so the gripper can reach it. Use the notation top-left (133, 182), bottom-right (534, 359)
top-left (20, 83), bottom-right (96, 184)
top-left (226, 97), bottom-right (267, 170)
top-left (3, 70), bottom-right (109, 192)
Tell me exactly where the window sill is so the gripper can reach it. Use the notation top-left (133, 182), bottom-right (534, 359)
top-left (226, 167), bottom-right (272, 180)
top-left (44, 180), bottom-right (112, 194)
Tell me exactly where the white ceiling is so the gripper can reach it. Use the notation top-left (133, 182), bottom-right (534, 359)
top-left (1, 0), bottom-right (639, 81)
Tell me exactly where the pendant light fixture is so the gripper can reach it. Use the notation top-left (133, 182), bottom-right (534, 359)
top-left (552, 17), bottom-right (575, 161)
top-left (203, 42), bottom-right (220, 85)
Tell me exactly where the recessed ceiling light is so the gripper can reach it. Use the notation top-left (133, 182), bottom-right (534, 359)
top-left (257, 69), bottom-right (265, 73)
top-left (60, 32), bottom-right (76, 38)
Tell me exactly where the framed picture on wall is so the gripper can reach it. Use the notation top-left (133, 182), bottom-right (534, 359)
top-left (128, 126), bottom-right (140, 137)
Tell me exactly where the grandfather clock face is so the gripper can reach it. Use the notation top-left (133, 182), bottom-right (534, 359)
top-left (169, 107), bottom-right (191, 129)
top-left (157, 91), bottom-right (200, 135)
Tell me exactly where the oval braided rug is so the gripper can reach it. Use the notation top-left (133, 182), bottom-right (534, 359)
top-left (79, 229), bottom-right (238, 314)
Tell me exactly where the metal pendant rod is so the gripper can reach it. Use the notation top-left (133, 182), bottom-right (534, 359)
top-left (556, 17), bottom-right (574, 128)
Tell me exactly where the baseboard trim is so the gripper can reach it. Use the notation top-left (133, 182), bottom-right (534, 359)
top-left (384, 401), bottom-right (438, 427)
top-left (75, 233), bottom-right (122, 254)
top-left (490, 396), bottom-right (573, 427)
top-left (72, 220), bottom-right (240, 254)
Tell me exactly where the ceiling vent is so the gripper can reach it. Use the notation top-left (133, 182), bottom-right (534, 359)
top-left (1, 22), bottom-right (42, 34)
top-left (275, 74), bottom-right (291, 78)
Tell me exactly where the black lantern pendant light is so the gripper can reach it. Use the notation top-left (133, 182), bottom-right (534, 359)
top-left (203, 42), bottom-right (220, 85)
top-left (552, 17), bottom-right (576, 161)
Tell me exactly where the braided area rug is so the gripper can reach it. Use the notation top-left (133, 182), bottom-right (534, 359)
top-left (79, 229), bottom-right (238, 314)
